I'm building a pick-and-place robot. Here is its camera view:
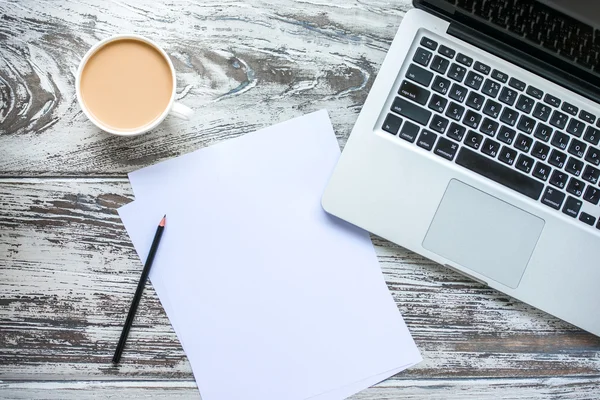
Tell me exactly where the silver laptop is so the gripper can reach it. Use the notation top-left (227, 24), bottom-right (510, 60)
top-left (322, 0), bottom-right (600, 337)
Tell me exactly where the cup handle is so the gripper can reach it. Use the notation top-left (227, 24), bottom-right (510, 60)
top-left (170, 102), bottom-right (193, 120)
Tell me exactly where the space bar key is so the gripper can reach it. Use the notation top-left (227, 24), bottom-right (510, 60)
top-left (455, 148), bottom-right (544, 200)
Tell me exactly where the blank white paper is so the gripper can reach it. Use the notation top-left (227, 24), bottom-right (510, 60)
top-left (118, 111), bottom-right (421, 400)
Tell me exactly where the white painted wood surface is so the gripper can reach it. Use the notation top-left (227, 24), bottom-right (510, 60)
top-left (1, 1), bottom-right (599, 399)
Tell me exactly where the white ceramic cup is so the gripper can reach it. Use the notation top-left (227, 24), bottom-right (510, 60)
top-left (76, 34), bottom-right (192, 136)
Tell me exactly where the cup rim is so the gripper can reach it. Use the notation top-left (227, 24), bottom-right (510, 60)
top-left (75, 34), bottom-right (177, 137)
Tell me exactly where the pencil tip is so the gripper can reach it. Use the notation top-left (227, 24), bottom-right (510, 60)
top-left (159, 215), bottom-right (166, 227)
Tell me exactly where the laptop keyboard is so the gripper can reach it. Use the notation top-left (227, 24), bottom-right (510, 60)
top-left (383, 35), bottom-right (600, 230)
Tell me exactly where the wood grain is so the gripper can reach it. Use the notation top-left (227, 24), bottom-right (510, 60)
top-left (2, 0), bottom-right (600, 398)
top-left (3, 377), bottom-right (600, 400)
top-left (0, 0), bottom-right (409, 176)
top-left (1, 180), bottom-right (599, 382)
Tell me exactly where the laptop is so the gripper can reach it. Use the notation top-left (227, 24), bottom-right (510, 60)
top-left (322, 0), bottom-right (600, 337)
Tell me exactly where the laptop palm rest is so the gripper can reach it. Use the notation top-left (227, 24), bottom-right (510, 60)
top-left (423, 180), bottom-right (545, 289)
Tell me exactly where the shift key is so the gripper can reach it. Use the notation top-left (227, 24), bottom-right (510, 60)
top-left (391, 97), bottom-right (432, 126)
top-left (399, 80), bottom-right (430, 105)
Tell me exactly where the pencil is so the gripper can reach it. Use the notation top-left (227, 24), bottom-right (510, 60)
top-left (112, 214), bottom-right (166, 364)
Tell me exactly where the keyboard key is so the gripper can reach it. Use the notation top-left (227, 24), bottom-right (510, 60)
top-left (482, 79), bottom-right (501, 97)
top-left (549, 170), bottom-right (568, 189)
top-left (544, 93), bottom-right (561, 108)
top-left (551, 131), bottom-right (569, 150)
top-left (579, 212), bottom-right (596, 226)
top-left (428, 94), bottom-right (448, 113)
top-left (456, 53), bottom-right (473, 67)
top-left (429, 114), bottom-right (449, 133)
top-left (583, 126), bottom-right (600, 146)
top-left (500, 108), bottom-right (519, 126)
top-left (399, 121), bottom-right (420, 142)
top-left (456, 147), bottom-right (544, 200)
top-left (464, 71), bottom-right (484, 90)
top-left (482, 138), bottom-right (501, 157)
top-left (516, 95), bottom-right (535, 114)
top-left (566, 119), bottom-right (585, 137)
top-left (549, 110), bottom-right (568, 129)
top-left (498, 87), bottom-right (518, 106)
top-left (514, 133), bottom-right (533, 152)
top-left (430, 55), bottom-right (450, 74)
top-left (517, 115), bottom-right (536, 134)
top-left (447, 122), bottom-right (466, 141)
top-left (532, 103), bottom-right (551, 122)
top-left (399, 80), bottom-right (431, 105)
top-left (462, 110), bottom-right (481, 129)
top-left (541, 187), bottom-right (566, 210)
top-left (447, 63), bottom-right (467, 82)
top-left (420, 36), bottom-right (438, 50)
top-left (449, 83), bottom-right (468, 103)
top-left (413, 47), bottom-right (432, 66)
top-left (526, 86), bottom-right (543, 99)
top-left (580, 110), bottom-right (596, 124)
top-left (464, 130), bottom-right (483, 149)
top-left (498, 126), bottom-right (516, 145)
top-left (499, 146), bottom-right (518, 165)
top-left (383, 114), bottom-right (402, 135)
top-left (516, 154), bottom-right (535, 173)
top-left (434, 137), bottom-right (459, 160)
top-left (406, 64), bottom-right (434, 86)
top-left (532, 141), bottom-right (550, 161)
top-left (566, 177), bottom-right (585, 196)
top-left (585, 146), bottom-right (600, 165)
top-left (508, 78), bottom-right (526, 91)
top-left (582, 165), bottom-right (600, 185)
top-left (565, 157), bottom-right (584, 177)
top-left (391, 97), bottom-right (432, 126)
top-left (532, 161), bottom-right (551, 181)
top-left (438, 45), bottom-right (455, 58)
top-left (491, 69), bottom-right (508, 83)
top-left (483, 99), bottom-right (502, 119)
top-left (584, 186), bottom-right (600, 205)
top-left (466, 92), bottom-right (485, 110)
top-left (416, 130), bottom-right (437, 150)
top-left (480, 118), bottom-right (499, 136)
top-left (445, 102), bottom-right (465, 121)
top-left (562, 196), bottom-right (582, 218)
top-left (534, 123), bottom-right (553, 142)
top-left (432, 75), bottom-right (451, 95)
top-left (473, 61), bottom-right (491, 75)
top-left (561, 102), bottom-right (578, 116)
top-left (549, 149), bottom-right (567, 168)
top-left (567, 138), bottom-right (586, 158)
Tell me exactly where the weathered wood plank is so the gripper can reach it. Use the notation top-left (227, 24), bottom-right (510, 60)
top-left (1, 179), bottom-right (599, 382)
top-left (3, 0), bottom-right (600, 397)
top-left (2, 377), bottom-right (600, 400)
top-left (0, 0), bottom-right (411, 175)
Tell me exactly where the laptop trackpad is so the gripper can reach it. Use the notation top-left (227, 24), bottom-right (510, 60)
top-left (422, 180), bottom-right (545, 289)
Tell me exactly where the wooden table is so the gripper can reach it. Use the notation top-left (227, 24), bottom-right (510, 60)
top-left (1, 1), bottom-right (599, 398)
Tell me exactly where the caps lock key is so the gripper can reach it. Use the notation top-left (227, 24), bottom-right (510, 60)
top-left (399, 80), bottom-right (430, 105)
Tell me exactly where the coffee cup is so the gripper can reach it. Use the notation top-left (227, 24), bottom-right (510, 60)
top-left (76, 34), bottom-right (192, 136)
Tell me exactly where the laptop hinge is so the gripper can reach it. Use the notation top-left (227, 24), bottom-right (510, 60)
top-left (447, 21), bottom-right (600, 105)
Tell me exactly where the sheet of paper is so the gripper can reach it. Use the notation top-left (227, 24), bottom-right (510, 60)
top-left (120, 201), bottom-right (419, 400)
top-left (119, 111), bottom-right (421, 400)
top-left (120, 202), bottom-right (416, 400)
